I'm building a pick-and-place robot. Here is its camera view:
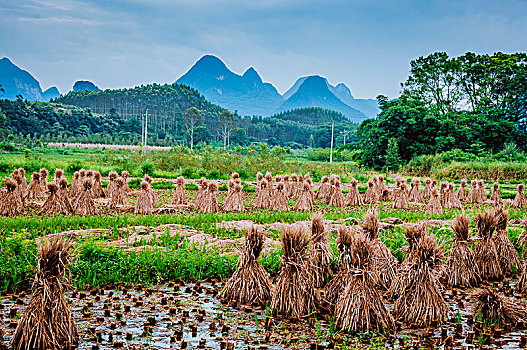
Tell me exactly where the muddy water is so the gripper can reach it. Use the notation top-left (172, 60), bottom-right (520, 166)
top-left (1, 280), bottom-right (526, 349)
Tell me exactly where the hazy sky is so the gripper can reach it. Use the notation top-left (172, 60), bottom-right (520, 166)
top-left (1, 0), bottom-right (526, 98)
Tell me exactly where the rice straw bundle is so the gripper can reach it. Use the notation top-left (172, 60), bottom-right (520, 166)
top-left (470, 286), bottom-right (527, 327)
top-left (57, 178), bottom-right (74, 213)
top-left (271, 225), bottom-right (316, 318)
top-left (477, 180), bottom-right (487, 203)
top-left (512, 184), bottom-right (527, 208)
top-left (307, 216), bottom-right (333, 287)
top-left (425, 188), bottom-right (442, 215)
top-left (361, 209), bottom-right (398, 290)
top-left (468, 180), bottom-right (480, 203)
top-left (283, 175), bottom-right (291, 198)
top-left (121, 171), bottom-right (132, 193)
top-left (193, 178), bottom-right (208, 209)
top-left (256, 172), bottom-right (264, 195)
top-left (143, 175), bottom-right (158, 206)
top-left (10, 238), bottom-right (78, 350)
top-left (294, 182), bottom-right (314, 211)
top-left (363, 180), bottom-right (378, 204)
top-left (223, 180), bottom-right (238, 211)
top-left (171, 176), bottom-right (188, 205)
top-left (474, 211), bottom-right (502, 281)
top-left (439, 181), bottom-right (448, 207)
top-left (265, 172), bottom-right (273, 191)
top-left (408, 178), bottom-right (421, 202)
top-left (389, 223), bottom-right (428, 298)
top-left (323, 176), bottom-right (336, 204)
top-left (75, 179), bottom-right (99, 216)
top-left (40, 183), bottom-right (72, 215)
top-left (26, 172), bottom-right (44, 200)
top-left (91, 171), bottom-right (105, 198)
top-left (445, 182), bottom-right (462, 209)
top-left (85, 170), bottom-right (94, 188)
top-left (489, 182), bottom-right (502, 203)
top-left (270, 182), bottom-right (288, 211)
top-left (54, 169), bottom-right (64, 184)
top-left (12, 170), bottom-right (24, 201)
top-left (392, 235), bottom-right (449, 328)
top-left (135, 181), bottom-right (154, 214)
top-left (317, 176), bottom-right (330, 199)
top-left (106, 171), bottom-right (117, 198)
top-left (39, 168), bottom-right (49, 192)
top-left (334, 233), bottom-right (395, 333)
top-left (297, 174), bottom-right (305, 198)
top-left (378, 175), bottom-right (388, 196)
top-left (0, 178), bottom-right (25, 216)
top-left (17, 168), bottom-right (27, 195)
top-left (372, 176), bottom-right (380, 196)
top-left (255, 179), bottom-right (271, 209)
top-left (274, 175), bottom-right (282, 195)
top-left (221, 227), bottom-right (272, 307)
top-left (224, 183), bottom-right (245, 212)
top-left (420, 178), bottom-right (433, 202)
top-left (344, 179), bottom-right (363, 207)
top-left (325, 226), bottom-right (353, 306)
top-left (380, 189), bottom-right (391, 201)
top-left (305, 175), bottom-right (316, 202)
top-left (108, 177), bottom-right (127, 209)
top-left (393, 182), bottom-right (409, 209)
top-left (329, 177), bottom-right (345, 207)
top-left (491, 207), bottom-right (520, 274)
top-left (69, 172), bottom-right (80, 197)
top-left (440, 215), bottom-right (480, 287)
top-left (200, 182), bottom-right (220, 213)
top-left (457, 179), bottom-right (468, 202)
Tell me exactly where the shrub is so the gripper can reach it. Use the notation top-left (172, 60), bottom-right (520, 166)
top-left (141, 162), bottom-right (155, 176)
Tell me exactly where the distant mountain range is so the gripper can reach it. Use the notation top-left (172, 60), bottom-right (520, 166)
top-left (0, 55), bottom-right (379, 121)
top-left (0, 58), bottom-right (60, 101)
top-left (177, 55), bottom-right (379, 121)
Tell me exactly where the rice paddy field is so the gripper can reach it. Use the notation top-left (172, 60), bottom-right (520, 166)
top-left (2, 161), bottom-right (527, 349)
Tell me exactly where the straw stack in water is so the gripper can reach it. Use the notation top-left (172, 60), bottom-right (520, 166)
top-left (75, 179), bottom-right (99, 216)
top-left (470, 286), bottom-right (527, 327)
top-left (26, 172), bottom-right (44, 200)
top-left (307, 216), bottom-right (333, 288)
top-left (334, 233), bottom-right (395, 333)
top-left (457, 179), bottom-right (468, 202)
top-left (271, 225), bottom-right (316, 318)
top-left (10, 239), bottom-right (78, 350)
top-left (135, 181), bottom-right (154, 214)
top-left (491, 207), bottom-right (520, 274)
top-left (172, 176), bottom-right (188, 205)
top-left (345, 178), bottom-right (362, 207)
top-left (92, 171), bottom-right (106, 198)
top-left (221, 227), bottom-right (272, 307)
top-left (326, 226), bottom-right (354, 306)
top-left (40, 183), bottom-right (72, 215)
top-left (392, 235), bottom-right (450, 328)
top-left (475, 211), bottom-right (502, 281)
top-left (440, 215), bottom-right (480, 287)
top-left (270, 182), bottom-right (288, 211)
top-left (361, 209), bottom-right (398, 290)
top-left (0, 178), bottom-right (25, 216)
top-left (512, 184), bottom-right (527, 208)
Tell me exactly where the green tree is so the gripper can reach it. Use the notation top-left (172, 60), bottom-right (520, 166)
top-left (385, 138), bottom-right (401, 171)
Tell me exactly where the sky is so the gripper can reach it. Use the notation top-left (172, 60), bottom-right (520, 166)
top-left (1, 0), bottom-right (527, 99)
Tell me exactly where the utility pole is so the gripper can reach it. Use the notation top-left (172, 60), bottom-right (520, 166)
top-left (341, 130), bottom-right (349, 146)
top-left (142, 109), bottom-right (148, 156)
top-left (330, 122), bottom-right (334, 163)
